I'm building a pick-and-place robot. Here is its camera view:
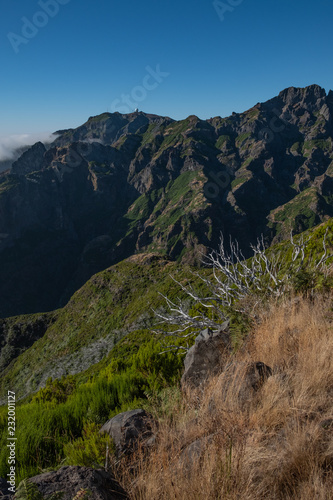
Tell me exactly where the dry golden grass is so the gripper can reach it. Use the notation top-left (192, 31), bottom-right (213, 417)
top-left (114, 295), bottom-right (333, 499)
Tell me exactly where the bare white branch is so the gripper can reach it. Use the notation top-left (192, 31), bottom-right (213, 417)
top-left (153, 229), bottom-right (333, 353)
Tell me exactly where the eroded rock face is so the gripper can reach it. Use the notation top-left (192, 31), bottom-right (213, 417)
top-left (100, 409), bottom-right (156, 456)
top-left (29, 466), bottom-right (128, 500)
top-left (181, 324), bottom-right (231, 388)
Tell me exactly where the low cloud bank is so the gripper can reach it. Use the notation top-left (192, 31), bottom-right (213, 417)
top-left (0, 132), bottom-right (57, 162)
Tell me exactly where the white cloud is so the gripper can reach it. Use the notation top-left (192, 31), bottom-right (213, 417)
top-left (0, 132), bottom-right (58, 162)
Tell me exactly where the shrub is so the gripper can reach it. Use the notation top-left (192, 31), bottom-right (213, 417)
top-left (32, 376), bottom-right (76, 404)
top-left (63, 422), bottom-right (111, 468)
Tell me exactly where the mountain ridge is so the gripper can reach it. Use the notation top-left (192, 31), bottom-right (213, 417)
top-left (0, 84), bottom-right (332, 317)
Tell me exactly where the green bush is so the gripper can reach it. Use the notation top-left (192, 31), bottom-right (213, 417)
top-left (63, 422), bottom-right (111, 468)
top-left (32, 376), bottom-right (76, 404)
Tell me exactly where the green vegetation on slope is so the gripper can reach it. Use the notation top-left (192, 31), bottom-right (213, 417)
top-left (0, 329), bottom-right (185, 482)
top-left (269, 187), bottom-right (321, 235)
top-left (0, 217), bottom-right (333, 485)
top-left (118, 170), bottom-right (209, 257)
top-left (0, 255), bottom-right (206, 401)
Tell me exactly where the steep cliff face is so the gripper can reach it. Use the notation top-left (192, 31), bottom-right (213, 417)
top-left (0, 85), bottom-right (332, 317)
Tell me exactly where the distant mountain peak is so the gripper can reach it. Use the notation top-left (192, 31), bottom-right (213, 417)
top-left (278, 84), bottom-right (327, 105)
top-left (0, 84), bottom-right (332, 317)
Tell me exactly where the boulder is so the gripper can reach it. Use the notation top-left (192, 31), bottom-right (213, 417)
top-left (244, 361), bottom-right (273, 390)
top-left (100, 409), bottom-right (156, 456)
top-left (0, 477), bottom-right (12, 499)
top-left (210, 361), bottom-right (273, 409)
top-left (28, 466), bottom-right (128, 500)
top-left (181, 323), bottom-right (231, 388)
top-left (179, 434), bottom-right (216, 470)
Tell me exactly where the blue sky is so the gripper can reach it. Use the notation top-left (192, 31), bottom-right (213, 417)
top-left (0, 0), bottom-right (332, 137)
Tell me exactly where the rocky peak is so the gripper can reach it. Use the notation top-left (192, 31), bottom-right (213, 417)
top-left (278, 84), bottom-right (326, 107)
top-left (53, 112), bottom-right (174, 148)
top-left (10, 141), bottom-right (46, 176)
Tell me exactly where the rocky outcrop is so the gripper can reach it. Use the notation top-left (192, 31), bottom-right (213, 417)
top-left (100, 409), bottom-right (156, 456)
top-left (181, 324), bottom-right (231, 388)
top-left (28, 466), bottom-right (128, 500)
top-left (0, 312), bottom-right (55, 372)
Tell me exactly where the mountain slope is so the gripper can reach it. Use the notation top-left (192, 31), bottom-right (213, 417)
top-left (1, 215), bottom-right (333, 403)
top-left (0, 85), bottom-right (333, 317)
top-left (0, 254), bottom-right (191, 401)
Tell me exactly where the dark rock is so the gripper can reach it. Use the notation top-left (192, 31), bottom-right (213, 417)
top-left (245, 361), bottom-right (273, 390)
top-left (320, 418), bottom-right (333, 430)
top-left (29, 466), bottom-right (128, 500)
top-left (212, 361), bottom-right (273, 408)
top-left (226, 361), bottom-right (273, 392)
top-left (0, 477), bottom-right (12, 498)
top-left (100, 409), bottom-right (156, 456)
top-left (181, 323), bottom-right (231, 388)
top-left (179, 434), bottom-right (216, 470)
